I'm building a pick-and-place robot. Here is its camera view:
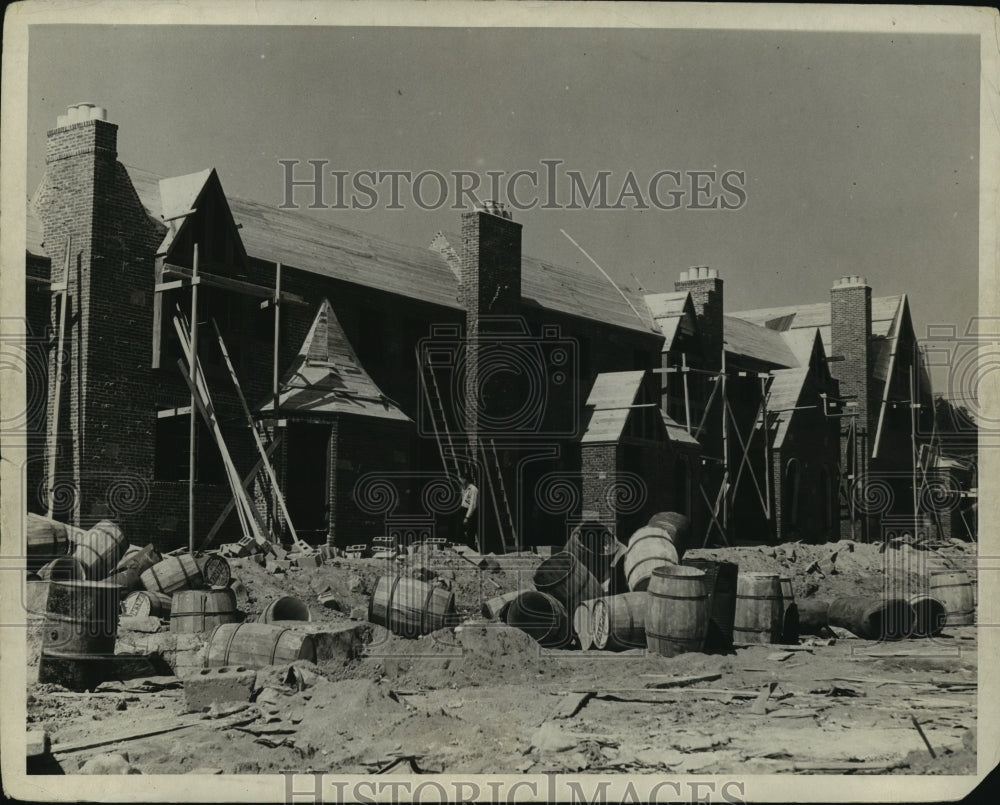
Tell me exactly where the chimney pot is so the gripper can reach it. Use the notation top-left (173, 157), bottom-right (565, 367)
top-left (679, 270), bottom-right (689, 282)
top-left (91, 106), bottom-right (107, 121)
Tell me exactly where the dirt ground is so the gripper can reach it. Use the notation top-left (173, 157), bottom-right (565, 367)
top-left (25, 539), bottom-right (978, 776)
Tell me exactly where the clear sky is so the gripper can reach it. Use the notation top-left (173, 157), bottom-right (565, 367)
top-left (25, 25), bottom-right (980, 395)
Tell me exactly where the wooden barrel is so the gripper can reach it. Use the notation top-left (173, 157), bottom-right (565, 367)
top-left (368, 576), bottom-right (457, 637)
top-left (828, 597), bottom-right (913, 640)
top-left (533, 552), bottom-right (602, 613)
top-left (623, 527), bottom-right (679, 592)
top-left (682, 558), bottom-right (738, 652)
top-left (779, 575), bottom-right (799, 645)
top-left (140, 554), bottom-right (203, 596)
top-left (929, 570), bottom-right (974, 625)
top-left (72, 520), bottom-right (127, 580)
top-left (205, 623), bottom-right (316, 669)
top-left (733, 572), bottom-right (782, 645)
top-left (104, 566), bottom-right (143, 592)
top-left (26, 513), bottom-right (70, 573)
top-left (647, 512), bottom-right (691, 559)
top-left (797, 598), bottom-right (831, 635)
top-left (565, 521), bottom-right (618, 584)
top-left (122, 590), bottom-right (172, 618)
top-left (908, 593), bottom-right (946, 638)
top-left (505, 591), bottom-right (573, 648)
top-left (38, 580), bottom-right (120, 691)
top-left (481, 590), bottom-right (521, 621)
top-left (572, 599), bottom-right (601, 650)
top-left (258, 596), bottom-right (312, 624)
top-left (171, 588), bottom-right (241, 633)
top-left (603, 547), bottom-right (629, 596)
top-left (112, 544), bottom-right (161, 577)
top-left (197, 554), bottom-right (232, 588)
top-left (592, 592), bottom-right (648, 651)
top-left (38, 556), bottom-right (86, 582)
top-left (645, 565), bottom-right (709, 657)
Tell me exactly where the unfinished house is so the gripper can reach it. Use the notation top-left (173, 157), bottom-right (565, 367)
top-left (729, 278), bottom-right (936, 541)
top-left (23, 104), bottom-right (942, 553)
top-left (25, 105), bottom-right (676, 553)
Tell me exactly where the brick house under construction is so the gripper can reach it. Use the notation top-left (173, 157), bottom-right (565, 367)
top-left (22, 104), bottom-right (939, 553)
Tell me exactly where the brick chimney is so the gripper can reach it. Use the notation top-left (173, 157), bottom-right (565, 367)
top-left (35, 104), bottom-right (163, 527)
top-left (458, 202), bottom-right (522, 550)
top-left (830, 275), bottom-right (873, 436)
top-left (674, 266), bottom-right (723, 371)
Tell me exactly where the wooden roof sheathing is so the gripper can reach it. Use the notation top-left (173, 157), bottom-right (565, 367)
top-left (581, 370), bottom-right (646, 444)
top-left (126, 166), bottom-right (658, 333)
top-left (645, 291), bottom-right (692, 351)
top-left (768, 367), bottom-right (811, 448)
top-left (723, 316), bottom-right (799, 368)
top-left (260, 298), bottom-right (410, 421)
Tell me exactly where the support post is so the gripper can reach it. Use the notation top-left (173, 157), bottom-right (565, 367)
top-left (188, 243), bottom-right (200, 555)
top-left (909, 361), bottom-right (919, 528)
top-left (682, 353), bottom-right (692, 434)
top-left (271, 262), bottom-right (282, 538)
top-left (720, 346), bottom-right (729, 535)
top-left (46, 237), bottom-right (71, 518)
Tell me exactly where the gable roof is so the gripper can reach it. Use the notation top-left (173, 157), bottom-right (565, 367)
top-left (723, 315), bottom-right (799, 368)
top-left (728, 295), bottom-right (904, 354)
top-left (30, 163), bottom-right (660, 335)
top-left (259, 299), bottom-right (410, 421)
top-left (581, 371), bottom-right (647, 444)
top-left (645, 291), bottom-right (699, 352)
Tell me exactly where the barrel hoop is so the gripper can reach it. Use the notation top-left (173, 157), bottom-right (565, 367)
top-left (733, 626), bottom-right (774, 633)
top-left (736, 593), bottom-right (781, 600)
top-left (422, 583), bottom-right (438, 632)
top-left (387, 575), bottom-right (404, 629)
top-left (645, 630), bottom-right (699, 645)
top-left (221, 623), bottom-right (242, 665)
top-left (648, 592), bottom-right (707, 601)
top-left (271, 627), bottom-right (290, 664)
top-left (930, 583), bottom-right (971, 590)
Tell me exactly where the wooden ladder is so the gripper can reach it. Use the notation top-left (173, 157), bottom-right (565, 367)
top-left (417, 347), bottom-right (462, 479)
top-left (482, 439), bottom-right (518, 554)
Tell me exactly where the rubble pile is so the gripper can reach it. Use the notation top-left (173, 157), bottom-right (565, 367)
top-left (23, 514), bottom-right (978, 776)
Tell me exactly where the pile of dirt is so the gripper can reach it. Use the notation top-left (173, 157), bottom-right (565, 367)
top-left (683, 539), bottom-right (971, 605)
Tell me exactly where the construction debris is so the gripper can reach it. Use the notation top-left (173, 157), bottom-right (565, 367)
top-left (24, 514), bottom-right (977, 776)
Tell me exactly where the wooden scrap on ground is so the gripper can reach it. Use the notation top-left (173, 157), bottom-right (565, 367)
top-left (792, 760), bottom-right (906, 773)
top-left (641, 672), bottom-right (722, 689)
top-left (50, 717), bottom-right (203, 755)
top-left (551, 691), bottom-right (595, 719)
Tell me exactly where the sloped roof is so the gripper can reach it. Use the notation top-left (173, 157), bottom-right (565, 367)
top-left (767, 368), bottom-right (811, 448)
top-left (723, 316), bottom-right (799, 368)
top-left (156, 169), bottom-right (213, 255)
top-left (259, 299), bottom-right (410, 421)
top-left (581, 371), bottom-right (646, 443)
top-left (76, 165), bottom-right (658, 334)
top-left (645, 291), bottom-right (694, 351)
top-left (662, 411), bottom-right (701, 447)
top-left (728, 295), bottom-right (904, 354)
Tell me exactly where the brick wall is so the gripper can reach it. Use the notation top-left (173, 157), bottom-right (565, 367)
top-left (674, 268), bottom-right (723, 372)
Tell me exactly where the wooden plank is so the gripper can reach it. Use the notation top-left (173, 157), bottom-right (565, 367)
top-left (157, 406), bottom-right (192, 418)
top-left (50, 718), bottom-right (203, 755)
top-left (188, 243), bottom-right (200, 554)
top-left (552, 691), bottom-right (595, 719)
top-left (163, 263), bottom-right (307, 305)
top-left (641, 672), bottom-right (722, 690)
top-left (212, 319), bottom-right (309, 553)
top-left (46, 238), bottom-right (71, 518)
top-left (202, 435), bottom-right (281, 550)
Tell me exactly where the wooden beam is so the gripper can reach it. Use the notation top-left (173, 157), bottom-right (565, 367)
top-left (154, 278), bottom-right (197, 293)
top-left (202, 435), bottom-right (281, 549)
top-left (212, 318), bottom-right (309, 552)
top-left (188, 243), bottom-right (200, 555)
top-left (157, 406), bottom-right (192, 418)
top-left (163, 263), bottom-right (308, 306)
top-left (46, 237), bottom-right (71, 518)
